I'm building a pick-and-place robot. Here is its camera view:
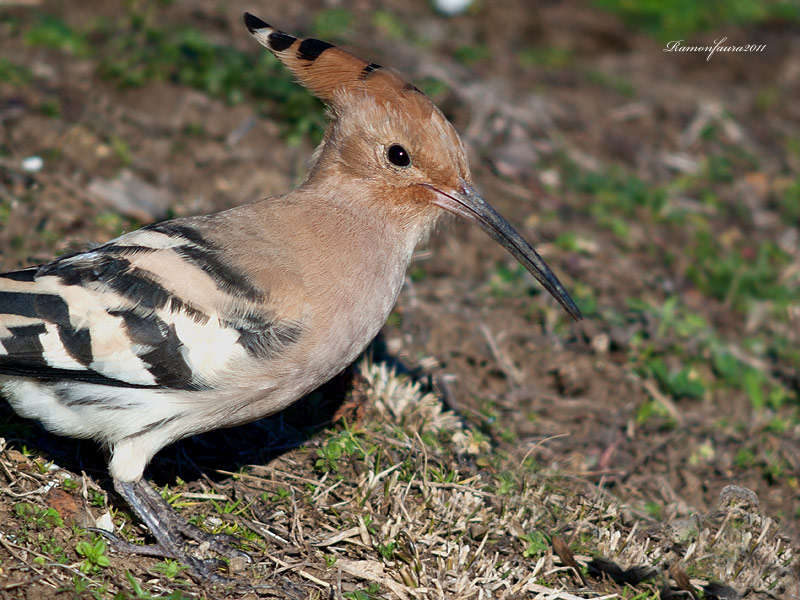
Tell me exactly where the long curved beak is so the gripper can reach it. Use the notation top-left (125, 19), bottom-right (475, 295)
top-left (423, 181), bottom-right (581, 321)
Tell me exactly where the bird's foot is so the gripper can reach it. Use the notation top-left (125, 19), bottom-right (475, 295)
top-left (98, 478), bottom-right (253, 582)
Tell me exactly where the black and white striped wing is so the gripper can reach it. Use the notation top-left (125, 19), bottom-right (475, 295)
top-left (0, 221), bottom-right (304, 391)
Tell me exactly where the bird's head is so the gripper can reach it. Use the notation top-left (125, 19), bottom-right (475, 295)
top-left (245, 13), bottom-right (581, 320)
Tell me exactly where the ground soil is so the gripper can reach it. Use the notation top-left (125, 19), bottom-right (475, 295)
top-left (0, 0), bottom-right (798, 597)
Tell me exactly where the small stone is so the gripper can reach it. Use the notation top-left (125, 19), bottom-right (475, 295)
top-left (21, 156), bottom-right (43, 172)
top-left (432, 0), bottom-right (473, 16)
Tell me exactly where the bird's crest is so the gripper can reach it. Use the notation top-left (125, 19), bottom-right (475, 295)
top-left (244, 13), bottom-right (420, 109)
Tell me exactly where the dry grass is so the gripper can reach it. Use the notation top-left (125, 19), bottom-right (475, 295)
top-left (0, 357), bottom-right (797, 599)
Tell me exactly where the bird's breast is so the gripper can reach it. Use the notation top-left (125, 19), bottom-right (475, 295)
top-left (302, 237), bottom-right (412, 385)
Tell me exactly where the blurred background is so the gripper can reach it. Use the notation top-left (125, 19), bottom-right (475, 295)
top-left (0, 0), bottom-right (798, 566)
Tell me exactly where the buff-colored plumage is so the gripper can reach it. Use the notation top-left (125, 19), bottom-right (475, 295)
top-left (0, 14), bottom-right (579, 580)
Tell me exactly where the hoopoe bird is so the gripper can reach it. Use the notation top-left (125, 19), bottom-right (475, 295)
top-left (0, 14), bottom-right (581, 579)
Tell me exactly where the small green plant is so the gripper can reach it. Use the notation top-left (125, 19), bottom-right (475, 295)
top-left (518, 46), bottom-right (573, 68)
top-left (39, 98), bottom-right (61, 117)
top-left (571, 282), bottom-right (599, 318)
top-left (643, 358), bottom-right (706, 400)
top-left (75, 536), bottom-right (111, 573)
top-left (88, 489), bottom-right (106, 508)
top-left (762, 453), bottom-right (790, 484)
top-left (519, 530), bottom-right (549, 558)
top-left (554, 231), bottom-right (580, 253)
top-left (686, 233), bottom-right (797, 312)
top-left (186, 513), bottom-right (205, 529)
top-left (33, 534), bottom-right (68, 564)
top-left (361, 513), bottom-right (378, 536)
top-left (152, 558), bottom-right (187, 579)
top-left (182, 122), bottom-right (205, 136)
top-left (488, 262), bottom-right (531, 299)
top-left (315, 427), bottom-right (375, 474)
top-left (429, 466), bottom-right (456, 484)
top-left (377, 541), bottom-right (396, 561)
top-left (124, 569), bottom-right (194, 599)
top-left (635, 397), bottom-right (675, 427)
top-left (415, 76), bottom-right (450, 100)
top-left (24, 15), bottom-right (90, 56)
top-left (495, 471), bottom-right (517, 496)
top-left (324, 553), bottom-right (338, 568)
top-left (631, 296), bottom-right (707, 340)
top-left (110, 134), bottom-right (133, 166)
top-left (644, 501), bottom-right (663, 520)
top-left (19, 444), bottom-right (36, 457)
top-left (704, 153), bottom-right (734, 183)
top-left (0, 57), bottom-right (32, 85)
top-left (210, 497), bottom-right (245, 515)
top-left (14, 503), bottom-right (64, 529)
top-left (62, 477), bottom-right (80, 492)
top-left (734, 447), bottom-right (757, 469)
top-left (62, 575), bottom-right (92, 597)
top-left (263, 486), bottom-right (291, 504)
top-left (344, 582), bottom-right (383, 600)
top-left (33, 458), bottom-right (54, 475)
top-left (454, 43), bottom-right (490, 66)
top-left (711, 347), bottom-right (789, 411)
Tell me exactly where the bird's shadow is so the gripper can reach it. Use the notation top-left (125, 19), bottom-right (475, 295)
top-left (0, 335), bottom-right (407, 491)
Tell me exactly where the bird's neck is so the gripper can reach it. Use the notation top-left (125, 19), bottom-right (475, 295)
top-left (271, 178), bottom-right (429, 381)
top-left (301, 166), bottom-right (439, 244)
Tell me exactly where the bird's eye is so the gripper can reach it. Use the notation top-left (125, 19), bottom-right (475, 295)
top-left (387, 144), bottom-right (411, 168)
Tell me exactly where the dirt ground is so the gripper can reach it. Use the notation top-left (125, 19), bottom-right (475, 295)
top-left (0, 0), bottom-right (798, 598)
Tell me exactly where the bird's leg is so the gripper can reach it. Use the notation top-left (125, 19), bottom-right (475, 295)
top-left (92, 478), bottom-right (252, 581)
top-left (118, 479), bottom-right (251, 556)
